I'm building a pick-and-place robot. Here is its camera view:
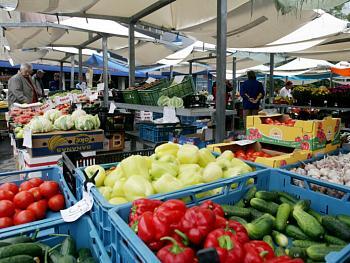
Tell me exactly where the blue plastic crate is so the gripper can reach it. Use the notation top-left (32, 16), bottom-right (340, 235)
top-left (180, 116), bottom-right (197, 125)
top-left (108, 168), bottom-right (350, 263)
top-left (0, 166), bottom-right (76, 236)
top-left (75, 160), bottom-right (266, 253)
top-left (0, 216), bottom-right (111, 263)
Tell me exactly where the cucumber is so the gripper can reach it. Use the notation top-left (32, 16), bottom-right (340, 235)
top-left (0, 243), bottom-right (42, 259)
top-left (57, 255), bottom-right (77, 263)
top-left (248, 208), bottom-right (264, 220)
top-left (263, 235), bottom-right (274, 250)
top-left (275, 203), bottom-right (291, 232)
top-left (78, 248), bottom-right (92, 260)
top-left (250, 198), bottom-right (279, 215)
top-left (0, 237), bottom-right (32, 244)
top-left (221, 205), bottom-right (250, 219)
top-left (324, 234), bottom-right (347, 246)
top-left (234, 199), bottom-right (245, 208)
top-left (294, 200), bottom-right (311, 211)
top-left (243, 186), bottom-right (257, 205)
top-left (321, 216), bottom-right (350, 241)
top-left (287, 246), bottom-right (307, 259)
top-left (272, 230), bottom-right (289, 247)
top-left (336, 214), bottom-right (350, 227)
top-left (229, 216), bottom-right (248, 226)
top-left (279, 196), bottom-right (296, 206)
top-left (255, 191), bottom-right (278, 201)
top-left (80, 258), bottom-right (95, 263)
top-left (285, 225), bottom-right (310, 240)
top-left (275, 247), bottom-right (286, 257)
top-left (278, 192), bottom-right (298, 203)
top-left (60, 236), bottom-right (76, 257)
top-left (49, 249), bottom-right (62, 263)
top-left (293, 208), bottom-right (325, 240)
top-left (246, 215), bottom-right (274, 240)
top-left (292, 240), bottom-right (323, 248)
top-left (0, 244), bottom-right (9, 248)
top-left (306, 244), bottom-right (345, 261)
top-left (0, 255), bottom-right (34, 263)
top-left (307, 209), bottom-right (322, 223)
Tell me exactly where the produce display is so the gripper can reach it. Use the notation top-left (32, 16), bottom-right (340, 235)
top-left (157, 95), bottom-right (184, 108)
top-left (126, 79), bottom-right (163, 91)
top-left (84, 143), bottom-right (254, 204)
top-left (0, 232), bottom-right (96, 262)
top-left (234, 149), bottom-right (272, 162)
top-left (0, 178), bottom-right (65, 229)
top-left (262, 117), bottom-right (296, 127)
top-left (0, 100), bottom-right (8, 109)
top-left (127, 188), bottom-right (349, 262)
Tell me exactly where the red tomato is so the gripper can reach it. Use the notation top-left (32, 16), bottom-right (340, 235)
top-left (0, 183), bottom-right (18, 194)
top-left (28, 178), bottom-right (44, 187)
top-left (27, 200), bottom-right (47, 220)
top-left (0, 217), bottom-right (13, 229)
top-left (246, 149), bottom-right (255, 156)
top-left (39, 181), bottom-right (59, 198)
top-left (0, 200), bottom-right (15, 217)
top-left (248, 157), bottom-right (256, 162)
top-left (265, 118), bottom-right (273, 124)
top-left (48, 194), bottom-right (65, 212)
top-left (14, 208), bottom-right (22, 216)
top-left (19, 181), bottom-right (34, 192)
top-left (28, 187), bottom-right (42, 201)
top-left (0, 190), bottom-right (14, 201)
top-left (13, 210), bottom-right (36, 225)
top-left (252, 151), bottom-right (265, 158)
top-left (13, 191), bottom-right (35, 209)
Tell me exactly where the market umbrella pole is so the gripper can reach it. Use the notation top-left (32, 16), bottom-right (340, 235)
top-left (232, 56), bottom-right (236, 132)
top-left (59, 61), bottom-right (63, 90)
top-left (269, 53), bottom-right (274, 103)
top-left (70, 55), bottom-right (75, 90)
top-left (129, 23), bottom-right (136, 87)
top-left (215, 0), bottom-right (227, 143)
top-left (102, 35), bottom-right (109, 107)
top-left (78, 48), bottom-right (83, 81)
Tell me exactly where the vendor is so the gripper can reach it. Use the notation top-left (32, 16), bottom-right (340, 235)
top-left (76, 75), bottom-right (87, 91)
top-left (279, 81), bottom-right (293, 98)
top-left (240, 71), bottom-right (265, 128)
top-left (49, 73), bottom-right (60, 92)
top-left (32, 69), bottom-right (45, 98)
top-left (212, 80), bottom-right (233, 104)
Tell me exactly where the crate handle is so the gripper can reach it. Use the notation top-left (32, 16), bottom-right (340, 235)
top-left (83, 170), bottom-right (98, 191)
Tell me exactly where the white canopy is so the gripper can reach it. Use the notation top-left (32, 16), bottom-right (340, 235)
top-left (275, 58), bottom-right (334, 71)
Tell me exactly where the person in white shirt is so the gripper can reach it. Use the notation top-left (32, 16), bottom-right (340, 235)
top-left (279, 81), bottom-right (293, 98)
top-left (76, 75), bottom-right (87, 91)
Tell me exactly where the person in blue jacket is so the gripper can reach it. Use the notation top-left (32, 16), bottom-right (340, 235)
top-left (240, 71), bottom-right (265, 128)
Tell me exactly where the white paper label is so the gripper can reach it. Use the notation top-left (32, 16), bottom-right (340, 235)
top-left (89, 92), bottom-right (98, 102)
top-left (97, 83), bottom-right (104, 92)
top-left (39, 100), bottom-right (54, 112)
top-left (9, 133), bottom-right (14, 146)
top-left (109, 102), bottom-right (116, 114)
top-left (173, 75), bottom-right (185, 84)
top-left (76, 104), bottom-right (82, 110)
top-left (60, 183), bottom-right (94, 222)
top-left (145, 77), bottom-right (156, 84)
top-left (163, 107), bottom-right (177, 123)
top-left (23, 128), bottom-right (32, 148)
top-left (234, 140), bottom-right (255, 146)
top-left (55, 95), bottom-right (71, 105)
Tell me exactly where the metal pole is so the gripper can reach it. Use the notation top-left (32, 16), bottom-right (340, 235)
top-left (129, 23), bottom-right (136, 87)
top-left (232, 56), bottom-right (236, 131)
top-left (269, 53), bottom-right (274, 103)
top-left (70, 55), bottom-right (75, 90)
top-left (330, 72), bottom-right (334, 88)
top-left (78, 48), bottom-right (83, 81)
top-left (215, 0), bottom-right (227, 143)
top-left (189, 62), bottom-right (193, 75)
top-left (59, 61), bottom-right (64, 90)
top-left (102, 35), bottom-right (109, 107)
top-left (170, 65), bottom-right (174, 79)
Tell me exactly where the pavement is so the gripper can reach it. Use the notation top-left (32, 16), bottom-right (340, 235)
top-left (0, 137), bottom-right (15, 172)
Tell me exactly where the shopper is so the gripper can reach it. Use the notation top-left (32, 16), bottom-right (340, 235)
top-left (32, 69), bottom-right (45, 98)
top-left (7, 63), bottom-right (39, 107)
top-left (279, 80), bottom-right (293, 98)
top-left (49, 73), bottom-right (60, 92)
top-left (76, 75), bottom-right (87, 91)
top-left (212, 80), bottom-right (233, 104)
top-left (240, 71), bottom-right (265, 127)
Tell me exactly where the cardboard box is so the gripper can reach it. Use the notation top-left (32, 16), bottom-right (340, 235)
top-left (246, 115), bottom-right (340, 151)
top-left (207, 141), bottom-right (312, 168)
top-left (27, 129), bottom-right (104, 157)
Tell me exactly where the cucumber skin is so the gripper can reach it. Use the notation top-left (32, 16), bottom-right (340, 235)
top-left (229, 216), bottom-right (248, 226)
top-left (278, 192), bottom-right (298, 203)
top-left (337, 214), bottom-right (350, 227)
top-left (306, 245), bottom-right (345, 261)
top-left (292, 240), bottom-right (323, 248)
top-left (221, 205), bottom-right (250, 219)
top-left (288, 246), bottom-right (307, 259)
top-left (275, 203), bottom-right (291, 232)
top-left (279, 196), bottom-right (296, 206)
top-left (0, 237), bottom-right (32, 244)
top-left (307, 209), bottom-right (322, 223)
top-left (272, 230), bottom-right (289, 248)
top-left (243, 186), bottom-right (257, 205)
top-left (293, 208), bottom-right (325, 240)
top-left (234, 199), bottom-right (245, 208)
top-left (0, 243), bottom-right (42, 259)
top-left (285, 225), bottom-right (310, 240)
top-left (0, 255), bottom-right (34, 263)
top-left (324, 234), bottom-right (347, 246)
top-left (255, 191), bottom-right (278, 201)
top-left (246, 216), bottom-right (273, 240)
top-left (250, 198), bottom-right (279, 215)
top-left (321, 216), bottom-right (350, 241)
top-left (275, 247), bottom-right (286, 256)
top-left (249, 208), bottom-right (264, 220)
top-left (294, 200), bottom-right (311, 211)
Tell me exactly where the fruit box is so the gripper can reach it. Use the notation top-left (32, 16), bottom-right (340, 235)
top-left (246, 115), bottom-right (341, 151)
top-left (207, 141), bottom-right (312, 168)
top-left (27, 129), bottom-right (104, 157)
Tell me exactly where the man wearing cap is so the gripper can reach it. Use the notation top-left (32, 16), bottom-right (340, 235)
top-left (32, 69), bottom-right (45, 98)
top-left (279, 81), bottom-right (293, 99)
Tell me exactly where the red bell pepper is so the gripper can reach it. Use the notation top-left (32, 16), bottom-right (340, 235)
top-left (179, 206), bottom-right (216, 245)
top-left (266, 256), bottom-right (304, 263)
top-left (129, 198), bottom-right (163, 229)
top-left (172, 229), bottom-right (190, 246)
top-left (204, 228), bottom-right (244, 263)
top-left (215, 216), bottom-right (250, 244)
top-left (243, 241), bottom-right (275, 263)
top-left (199, 200), bottom-right (224, 217)
top-left (137, 211), bottom-right (170, 251)
top-left (155, 200), bottom-right (186, 229)
top-left (157, 237), bottom-right (196, 263)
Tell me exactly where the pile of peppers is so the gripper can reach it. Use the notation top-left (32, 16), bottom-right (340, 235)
top-left (129, 199), bottom-right (304, 263)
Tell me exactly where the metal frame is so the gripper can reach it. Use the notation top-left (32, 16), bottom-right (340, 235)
top-left (269, 53), bottom-right (275, 103)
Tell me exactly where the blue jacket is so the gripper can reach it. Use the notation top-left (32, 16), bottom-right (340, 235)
top-left (240, 79), bottom-right (265, 109)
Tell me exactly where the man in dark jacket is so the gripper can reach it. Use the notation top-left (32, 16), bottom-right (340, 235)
top-left (32, 69), bottom-right (45, 98)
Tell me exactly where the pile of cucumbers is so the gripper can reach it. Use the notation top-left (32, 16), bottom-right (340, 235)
top-left (0, 234), bottom-right (96, 263)
top-left (222, 186), bottom-right (350, 262)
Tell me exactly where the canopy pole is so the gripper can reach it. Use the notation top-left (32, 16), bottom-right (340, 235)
top-left (232, 56), bottom-right (236, 132)
top-left (59, 61), bottom-right (63, 90)
top-left (189, 61), bottom-right (193, 75)
top-left (70, 55), bottom-right (75, 90)
top-left (102, 35), bottom-right (109, 107)
top-left (129, 23), bottom-right (136, 87)
top-left (215, 0), bottom-right (227, 143)
top-left (269, 53), bottom-right (274, 103)
top-left (330, 72), bottom-right (334, 89)
top-left (170, 65), bottom-right (174, 79)
top-left (78, 48), bottom-right (83, 81)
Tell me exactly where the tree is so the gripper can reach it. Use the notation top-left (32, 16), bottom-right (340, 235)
top-left (329, 3), bottom-right (349, 21)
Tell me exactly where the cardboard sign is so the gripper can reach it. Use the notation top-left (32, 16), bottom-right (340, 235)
top-left (163, 107), bottom-right (177, 123)
top-left (39, 100), bottom-right (54, 112)
top-left (23, 128), bottom-right (32, 148)
top-left (109, 102), bottom-right (116, 114)
top-left (55, 95), bottom-right (71, 105)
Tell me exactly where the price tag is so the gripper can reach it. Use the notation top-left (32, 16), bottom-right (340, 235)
top-left (89, 92), bottom-right (98, 102)
top-left (76, 104), bottom-right (82, 110)
top-left (60, 183), bottom-right (94, 222)
top-left (234, 140), bottom-right (255, 146)
top-left (55, 95), bottom-right (71, 105)
top-left (163, 107), bottom-right (177, 123)
top-left (109, 102), bottom-right (116, 114)
top-left (97, 83), bottom-right (104, 92)
top-left (9, 133), bottom-right (14, 146)
top-left (39, 100), bottom-right (54, 112)
top-left (23, 128), bottom-right (32, 148)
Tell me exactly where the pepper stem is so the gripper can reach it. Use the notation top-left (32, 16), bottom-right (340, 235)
top-left (260, 251), bottom-right (269, 258)
top-left (174, 229), bottom-right (189, 246)
top-left (218, 235), bottom-right (234, 250)
top-left (160, 237), bottom-right (184, 255)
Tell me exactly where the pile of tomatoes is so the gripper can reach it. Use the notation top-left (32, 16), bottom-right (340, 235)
top-left (235, 149), bottom-right (272, 162)
top-left (262, 117), bottom-right (296, 127)
top-left (0, 178), bottom-right (65, 229)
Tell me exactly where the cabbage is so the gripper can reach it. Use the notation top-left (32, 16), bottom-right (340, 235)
top-left (168, 97), bottom-right (184, 108)
top-left (44, 109), bottom-right (62, 122)
top-left (54, 115), bottom-right (74, 131)
top-left (71, 109), bottom-right (87, 122)
top-left (28, 116), bottom-right (54, 133)
top-left (74, 115), bottom-right (95, 131)
top-left (157, 95), bottom-right (170, 106)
